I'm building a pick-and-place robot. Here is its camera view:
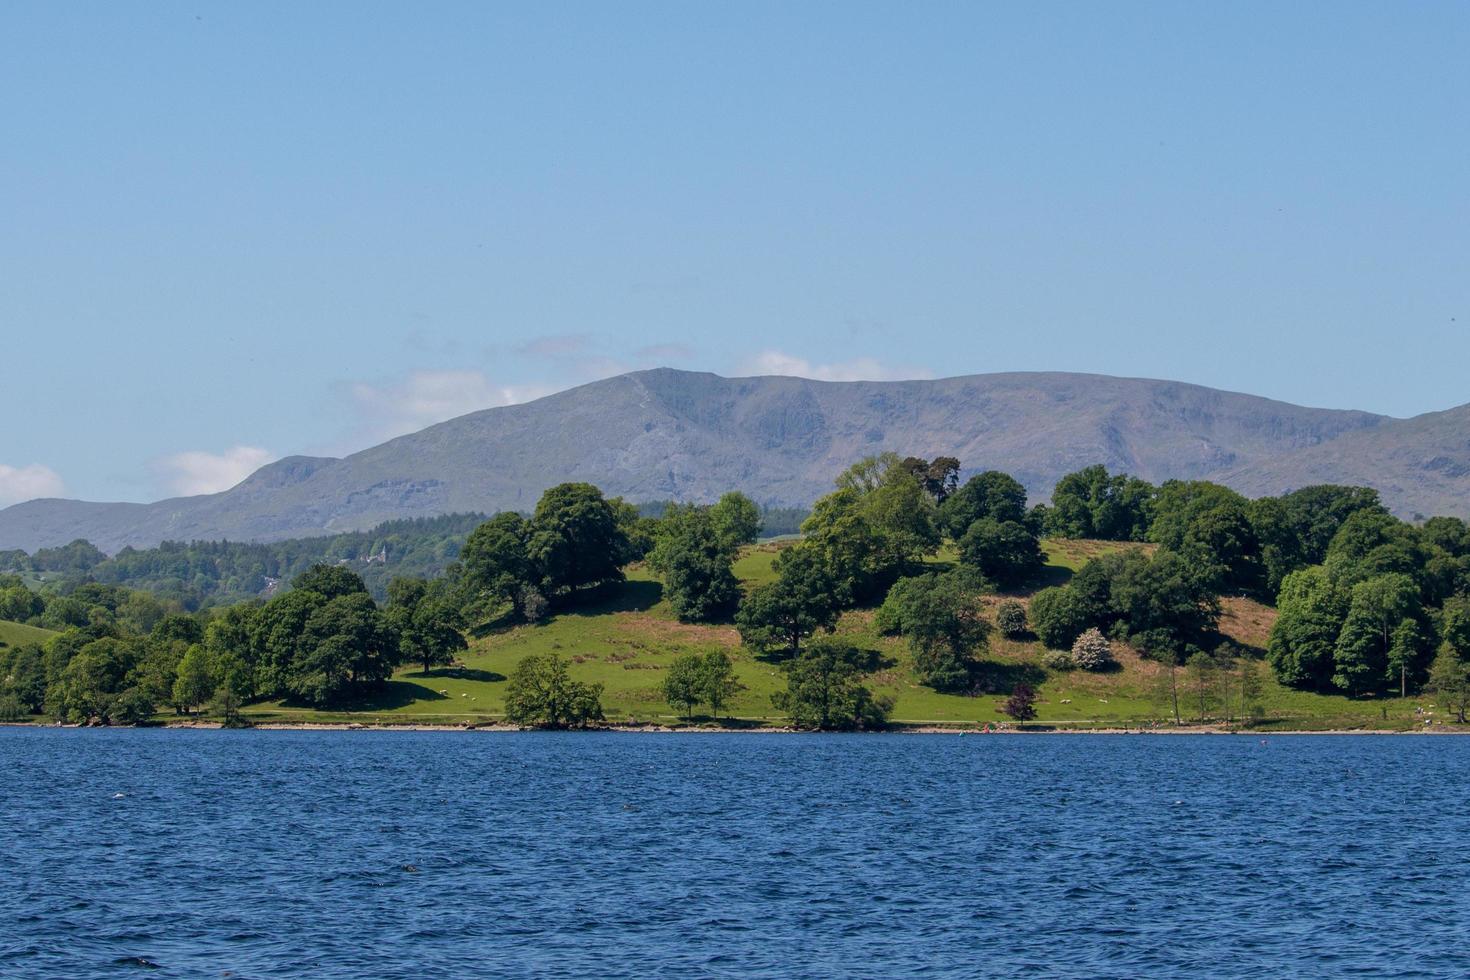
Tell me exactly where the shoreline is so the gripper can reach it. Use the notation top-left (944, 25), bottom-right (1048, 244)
top-left (4, 720), bottom-right (1456, 735)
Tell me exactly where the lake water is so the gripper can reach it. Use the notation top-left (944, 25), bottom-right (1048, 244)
top-left (1, 730), bottom-right (1467, 978)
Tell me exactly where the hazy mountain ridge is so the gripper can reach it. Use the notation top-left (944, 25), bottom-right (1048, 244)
top-left (5, 367), bottom-right (1464, 553)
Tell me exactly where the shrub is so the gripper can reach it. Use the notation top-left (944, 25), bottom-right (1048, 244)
top-left (1029, 586), bottom-right (1090, 649)
top-left (1041, 649), bottom-right (1075, 671)
top-left (1071, 627), bottom-right (1115, 671)
top-left (0, 694), bottom-right (25, 723)
top-left (996, 600), bottom-right (1028, 638)
top-left (1000, 683), bottom-right (1038, 720)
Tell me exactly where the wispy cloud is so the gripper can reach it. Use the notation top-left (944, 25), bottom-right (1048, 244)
top-left (347, 369), bottom-right (559, 443)
top-left (741, 349), bottom-right (933, 382)
top-left (634, 342), bottom-right (696, 363)
top-left (517, 333), bottom-right (593, 358)
top-left (154, 446), bottom-right (277, 497)
top-left (0, 463), bottom-right (66, 507)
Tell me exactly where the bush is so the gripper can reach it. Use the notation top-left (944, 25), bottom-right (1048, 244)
top-left (1029, 586), bottom-right (1091, 649)
top-left (1071, 627), bottom-right (1115, 671)
top-left (1000, 683), bottom-right (1038, 720)
top-left (996, 600), bottom-right (1028, 638)
top-left (1041, 649), bottom-right (1075, 671)
top-left (0, 694), bottom-right (25, 723)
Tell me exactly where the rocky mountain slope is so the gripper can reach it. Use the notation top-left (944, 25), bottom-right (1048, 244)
top-left (5, 368), bottom-right (1464, 552)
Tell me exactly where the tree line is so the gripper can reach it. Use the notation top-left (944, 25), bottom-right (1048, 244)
top-left (7, 455), bottom-right (1470, 729)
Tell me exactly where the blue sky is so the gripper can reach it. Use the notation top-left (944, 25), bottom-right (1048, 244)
top-left (2, 1), bottom-right (1466, 504)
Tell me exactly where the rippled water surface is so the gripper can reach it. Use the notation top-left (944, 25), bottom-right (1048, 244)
top-left (2, 730), bottom-right (1468, 978)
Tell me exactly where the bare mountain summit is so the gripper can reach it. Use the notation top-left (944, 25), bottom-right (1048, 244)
top-left (4, 368), bottom-right (1466, 553)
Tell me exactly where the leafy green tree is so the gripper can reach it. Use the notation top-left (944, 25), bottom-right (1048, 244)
top-left (211, 684), bottom-right (247, 727)
top-left (772, 639), bottom-right (890, 730)
top-left (698, 650), bottom-right (739, 720)
top-left (50, 637), bottom-right (139, 723)
top-left (956, 518), bottom-right (1044, 587)
top-left (0, 643), bottom-right (46, 713)
top-left (291, 564), bottom-right (369, 600)
top-left (1267, 566), bottom-right (1349, 691)
top-left (735, 547), bottom-right (841, 658)
top-left (460, 512), bottom-right (535, 618)
top-left (939, 470), bottom-right (1028, 536)
top-left (1420, 516), bottom-right (1470, 558)
top-left (289, 593), bottom-right (398, 705)
top-left (662, 653), bottom-right (705, 721)
top-left (1441, 596), bottom-right (1470, 659)
top-left (172, 644), bottom-right (217, 714)
top-left (1046, 466), bottom-right (1155, 541)
top-left (109, 686), bottom-right (156, 725)
top-left (900, 456), bottom-right (962, 504)
top-left (204, 604), bottom-right (259, 699)
top-left (648, 506), bottom-right (742, 622)
top-left (1429, 648), bottom-right (1470, 723)
top-left (1323, 511), bottom-right (1431, 593)
top-left (1332, 573), bottom-right (1423, 695)
top-left (1028, 585), bottom-right (1090, 650)
top-left (249, 589), bottom-right (327, 697)
top-left (709, 492), bottom-right (762, 550)
top-left (876, 572), bottom-right (989, 692)
top-left (504, 652), bottom-right (604, 728)
top-left (805, 457), bottom-right (941, 601)
top-left (1178, 501), bottom-right (1261, 593)
top-left (1105, 551), bottom-right (1220, 654)
top-left (0, 585), bottom-right (44, 623)
top-left (528, 483), bottom-right (632, 594)
top-left (386, 577), bottom-right (467, 674)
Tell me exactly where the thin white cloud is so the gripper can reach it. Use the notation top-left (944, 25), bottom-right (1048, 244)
top-left (742, 349), bottom-right (934, 382)
top-left (517, 333), bottom-right (593, 358)
top-left (0, 463), bottom-right (66, 507)
top-left (348, 369), bottom-right (558, 442)
top-left (635, 342), bottom-right (696, 363)
top-left (155, 446), bottom-right (277, 497)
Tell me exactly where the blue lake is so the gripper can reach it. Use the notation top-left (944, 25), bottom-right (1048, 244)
top-left (2, 730), bottom-right (1467, 978)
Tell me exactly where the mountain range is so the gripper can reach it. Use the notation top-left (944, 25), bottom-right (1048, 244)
top-left (5, 368), bottom-right (1470, 553)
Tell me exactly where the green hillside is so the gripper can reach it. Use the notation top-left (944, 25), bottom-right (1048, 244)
top-left (239, 539), bottom-right (1434, 731)
top-left (0, 619), bottom-right (56, 649)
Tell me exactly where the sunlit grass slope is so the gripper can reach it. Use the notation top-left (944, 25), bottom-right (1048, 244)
top-left (0, 619), bottom-right (57, 648)
top-left (240, 539), bottom-right (1439, 730)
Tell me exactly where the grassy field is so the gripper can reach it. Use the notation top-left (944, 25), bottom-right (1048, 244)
top-left (0, 619), bottom-right (57, 648)
top-left (236, 539), bottom-right (1447, 731)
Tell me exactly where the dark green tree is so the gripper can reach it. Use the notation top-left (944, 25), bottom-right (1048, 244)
top-left (735, 547), bottom-right (842, 658)
top-left (709, 492), bottom-right (763, 550)
top-left (504, 652), bottom-right (604, 728)
top-left (527, 483), bottom-right (632, 594)
top-left (1332, 573), bottom-right (1423, 695)
top-left (460, 512), bottom-right (535, 618)
top-left (876, 572), bottom-right (990, 692)
top-left (956, 518), bottom-right (1044, 587)
top-left (387, 577), bottom-right (467, 674)
top-left (939, 470), bottom-right (1031, 535)
top-left (647, 506), bottom-right (742, 622)
top-left (698, 650), bottom-right (739, 720)
top-left (291, 564), bottom-right (369, 600)
top-left (1267, 566), bottom-right (1349, 691)
top-left (289, 593), bottom-right (398, 705)
top-left (662, 653), bottom-right (705, 721)
top-left (771, 639), bottom-right (890, 730)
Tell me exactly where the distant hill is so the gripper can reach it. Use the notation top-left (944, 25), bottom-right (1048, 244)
top-left (4, 367), bottom-right (1467, 552)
